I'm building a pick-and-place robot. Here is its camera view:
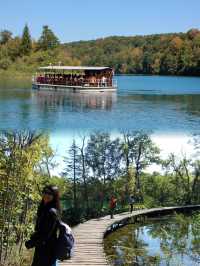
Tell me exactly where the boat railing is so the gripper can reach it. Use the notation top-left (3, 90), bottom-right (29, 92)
top-left (33, 77), bottom-right (117, 88)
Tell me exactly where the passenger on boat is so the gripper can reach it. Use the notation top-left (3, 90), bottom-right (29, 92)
top-left (69, 75), bottom-right (73, 85)
top-left (36, 75), bottom-right (42, 83)
top-left (90, 76), bottom-right (96, 86)
top-left (74, 75), bottom-right (78, 86)
top-left (79, 75), bottom-right (84, 85)
top-left (101, 76), bottom-right (107, 87)
top-left (65, 75), bottom-right (70, 85)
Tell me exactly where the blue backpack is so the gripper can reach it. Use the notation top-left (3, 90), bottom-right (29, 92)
top-left (55, 221), bottom-right (75, 261)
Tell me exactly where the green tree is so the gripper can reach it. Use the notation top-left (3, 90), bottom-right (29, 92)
top-left (163, 153), bottom-right (200, 204)
top-left (0, 131), bottom-right (52, 265)
top-left (20, 24), bottom-right (32, 55)
top-left (0, 57), bottom-right (12, 70)
top-left (0, 30), bottom-right (12, 45)
top-left (77, 136), bottom-right (89, 215)
top-left (0, 46), bottom-right (11, 70)
top-left (63, 140), bottom-right (80, 210)
top-left (177, 42), bottom-right (193, 74)
top-left (121, 131), bottom-right (160, 201)
top-left (142, 52), bottom-right (154, 74)
top-left (160, 52), bottom-right (178, 75)
top-left (6, 37), bottom-right (22, 60)
top-left (86, 132), bottom-right (121, 208)
top-left (86, 132), bottom-right (121, 184)
top-left (38, 25), bottom-right (60, 50)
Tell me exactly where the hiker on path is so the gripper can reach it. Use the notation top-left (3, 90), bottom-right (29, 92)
top-left (129, 195), bottom-right (135, 213)
top-left (110, 195), bottom-right (117, 219)
top-left (25, 185), bottom-right (61, 266)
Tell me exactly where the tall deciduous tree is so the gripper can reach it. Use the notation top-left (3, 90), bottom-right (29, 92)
top-left (86, 132), bottom-right (121, 208)
top-left (163, 153), bottom-right (200, 204)
top-left (38, 25), bottom-right (59, 50)
top-left (121, 131), bottom-right (160, 201)
top-left (0, 131), bottom-right (51, 265)
top-left (0, 30), bottom-right (12, 45)
top-left (86, 132), bottom-right (121, 184)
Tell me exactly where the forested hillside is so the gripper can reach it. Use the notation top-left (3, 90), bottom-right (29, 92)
top-left (65, 30), bottom-right (200, 75)
top-left (0, 25), bottom-right (200, 76)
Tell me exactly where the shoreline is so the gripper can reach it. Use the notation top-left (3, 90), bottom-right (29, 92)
top-left (0, 71), bottom-right (200, 80)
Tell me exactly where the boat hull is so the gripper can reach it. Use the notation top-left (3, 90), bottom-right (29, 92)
top-left (32, 83), bottom-right (117, 92)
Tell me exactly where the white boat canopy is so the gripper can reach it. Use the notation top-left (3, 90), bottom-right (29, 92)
top-left (38, 66), bottom-right (111, 71)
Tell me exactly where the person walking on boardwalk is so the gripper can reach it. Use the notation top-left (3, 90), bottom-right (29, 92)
top-left (110, 195), bottom-right (117, 219)
top-left (129, 195), bottom-right (135, 213)
top-left (25, 185), bottom-right (61, 266)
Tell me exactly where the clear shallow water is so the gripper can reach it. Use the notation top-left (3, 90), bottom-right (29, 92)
top-left (104, 212), bottom-right (200, 266)
top-left (0, 75), bottom-right (200, 133)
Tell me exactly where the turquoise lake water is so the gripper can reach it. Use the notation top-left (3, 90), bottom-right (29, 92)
top-left (0, 75), bottom-right (200, 134)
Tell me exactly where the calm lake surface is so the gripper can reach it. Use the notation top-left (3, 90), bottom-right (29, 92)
top-left (0, 75), bottom-right (200, 133)
top-left (104, 212), bottom-right (200, 266)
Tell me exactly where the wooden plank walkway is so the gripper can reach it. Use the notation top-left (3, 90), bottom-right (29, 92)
top-left (59, 205), bottom-right (200, 266)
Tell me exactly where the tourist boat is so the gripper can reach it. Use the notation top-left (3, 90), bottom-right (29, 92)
top-left (32, 66), bottom-right (117, 92)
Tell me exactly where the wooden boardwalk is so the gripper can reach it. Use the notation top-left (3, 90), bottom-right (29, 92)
top-left (59, 205), bottom-right (200, 266)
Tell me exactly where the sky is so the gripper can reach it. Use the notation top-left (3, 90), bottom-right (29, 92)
top-left (0, 0), bottom-right (200, 43)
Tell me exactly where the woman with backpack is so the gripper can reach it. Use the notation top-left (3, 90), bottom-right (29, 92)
top-left (25, 185), bottom-right (60, 266)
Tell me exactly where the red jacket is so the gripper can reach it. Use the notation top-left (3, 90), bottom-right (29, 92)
top-left (110, 197), bottom-right (117, 209)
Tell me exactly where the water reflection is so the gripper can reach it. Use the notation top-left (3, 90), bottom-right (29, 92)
top-left (104, 212), bottom-right (200, 266)
top-left (32, 91), bottom-right (117, 111)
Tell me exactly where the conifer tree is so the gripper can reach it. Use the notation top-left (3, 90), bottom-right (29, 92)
top-left (21, 24), bottom-right (32, 55)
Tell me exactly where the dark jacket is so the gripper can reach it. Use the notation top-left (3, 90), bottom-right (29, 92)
top-left (26, 203), bottom-right (59, 266)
